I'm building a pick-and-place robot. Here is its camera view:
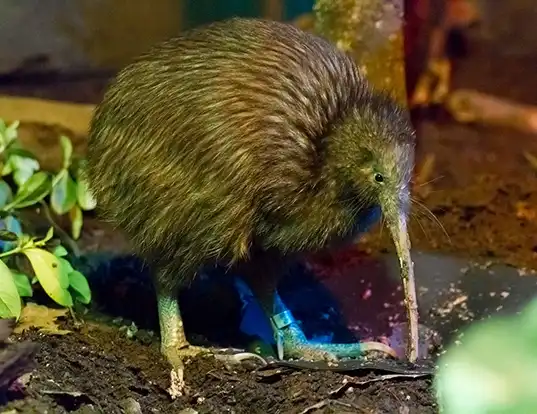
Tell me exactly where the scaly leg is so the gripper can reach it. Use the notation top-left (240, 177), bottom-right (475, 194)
top-left (270, 290), bottom-right (396, 360)
top-left (155, 272), bottom-right (266, 399)
top-left (155, 278), bottom-right (209, 399)
top-left (240, 254), bottom-right (397, 362)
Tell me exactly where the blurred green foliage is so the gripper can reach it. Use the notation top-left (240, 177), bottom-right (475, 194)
top-left (436, 297), bottom-right (537, 413)
top-left (0, 119), bottom-right (95, 320)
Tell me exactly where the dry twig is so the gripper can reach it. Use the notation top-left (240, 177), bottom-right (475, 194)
top-left (446, 89), bottom-right (537, 134)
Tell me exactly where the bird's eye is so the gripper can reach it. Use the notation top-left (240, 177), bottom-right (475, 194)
top-left (374, 173), bottom-right (384, 183)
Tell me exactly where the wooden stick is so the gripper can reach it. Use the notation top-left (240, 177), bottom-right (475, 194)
top-left (446, 89), bottom-right (537, 134)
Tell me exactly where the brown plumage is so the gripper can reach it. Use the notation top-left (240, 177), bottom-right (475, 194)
top-left (86, 18), bottom-right (417, 397)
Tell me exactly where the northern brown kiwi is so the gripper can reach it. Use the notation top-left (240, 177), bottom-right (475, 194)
top-left (86, 17), bottom-right (418, 397)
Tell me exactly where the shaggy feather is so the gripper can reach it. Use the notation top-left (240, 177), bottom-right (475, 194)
top-left (85, 18), bottom-right (415, 292)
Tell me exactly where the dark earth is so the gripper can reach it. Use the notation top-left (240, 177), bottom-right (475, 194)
top-left (2, 22), bottom-right (537, 414)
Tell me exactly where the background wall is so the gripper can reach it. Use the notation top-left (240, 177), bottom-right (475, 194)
top-left (0, 0), bottom-right (314, 76)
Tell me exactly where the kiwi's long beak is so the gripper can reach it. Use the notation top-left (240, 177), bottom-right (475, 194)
top-left (386, 208), bottom-right (419, 362)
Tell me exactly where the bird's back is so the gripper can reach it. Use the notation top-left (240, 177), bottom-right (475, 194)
top-left (86, 18), bottom-right (366, 268)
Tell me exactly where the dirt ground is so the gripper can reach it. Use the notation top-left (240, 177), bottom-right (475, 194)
top-left (1, 29), bottom-right (537, 414)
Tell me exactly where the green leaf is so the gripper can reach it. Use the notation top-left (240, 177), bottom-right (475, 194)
top-left (70, 205), bottom-right (83, 240)
top-left (1, 162), bottom-right (12, 176)
top-left (10, 155), bottom-right (40, 187)
top-left (0, 216), bottom-right (22, 252)
top-left (9, 171), bottom-right (51, 209)
top-left (0, 180), bottom-right (13, 209)
top-left (23, 247), bottom-right (72, 307)
top-left (51, 169), bottom-right (64, 188)
top-left (0, 260), bottom-right (21, 319)
top-left (68, 271), bottom-right (91, 304)
top-left (58, 258), bottom-right (74, 274)
top-left (7, 148), bottom-right (38, 160)
top-left (76, 177), bottom-right (97, 211)
top-left (59, 136), bottom-right (73, 169)
top-left (50, 171), bottom-right (77, 215)
top-left (0, 230), bottom-right (18, 241)
top-left (4, 121), bottom-right (19, 145)
top-left (4, 215), bottom-right (22, 235)
top-left (11, 270), bottom-right (33, 297)
top-left (42, 227), bottom-right (54, 244)
top-left (17, 234), bottom-right (31, 248)
top-left (13, 169), bottom-right (35, 188)
top-left (52, 245), bottom-right (69, 257)
top-left (10, 154), bottom-right (40, 171)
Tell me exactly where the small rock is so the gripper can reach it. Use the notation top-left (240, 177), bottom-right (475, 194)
top-left (73, 405), bottom-right (100, 414)
top-left (134, 329), bottom-right (154, 346)
top-left (120, 397), bottom-right (142, 414)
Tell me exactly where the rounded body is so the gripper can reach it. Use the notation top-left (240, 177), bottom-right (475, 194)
top-left (86, 18), bottom-right (404, 284)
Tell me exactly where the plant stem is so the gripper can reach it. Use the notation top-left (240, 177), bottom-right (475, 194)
top-left (0, 247), bottom-right (20, 258)
top-left (39, 202), bottom-right (81, 257)
top-left (68, 306), bottom-right (82, 327)
top-left (3, 203), bottom-right (15, 211)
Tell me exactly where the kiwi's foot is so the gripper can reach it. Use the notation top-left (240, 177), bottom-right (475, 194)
top-left (168, 366), bottom-right (185, 400)
top-left (176, 344), bottom-right (210, 358)
top-left (273, 311), bottom-right (397, 361)
top-left (164, 343), bottom-right (267, 398)
top-left (214, 350), bottom-right (268, 366)
top-left (162, 343), bottom-right (209, 399)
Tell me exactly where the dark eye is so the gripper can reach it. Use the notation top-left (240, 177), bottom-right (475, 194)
top-left (374, 173), bottom-right (384, 183)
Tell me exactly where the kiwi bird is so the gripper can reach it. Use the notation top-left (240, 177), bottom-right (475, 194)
top-left (86, 17), bottom-right (418, 398)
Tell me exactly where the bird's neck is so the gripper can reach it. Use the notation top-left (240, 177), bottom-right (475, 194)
top-left (293, 163), bottom-right (383, 252)
top-left (263, 174), bottom-right (357, 254)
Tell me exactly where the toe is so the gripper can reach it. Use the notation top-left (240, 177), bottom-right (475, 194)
top-left (168, 368), bottom-right (186, 399)
top-left (283, 343), bottom-right (338, 362)
top-left (359, 341), bottom-right (398, 359)
top-left (177, 344), bottom-right (210, 358)
top-left (214, 352), bottom-right (268, 366)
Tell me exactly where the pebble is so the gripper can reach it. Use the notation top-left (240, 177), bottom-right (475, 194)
top-left (120, 397), bottom-right (142, 414)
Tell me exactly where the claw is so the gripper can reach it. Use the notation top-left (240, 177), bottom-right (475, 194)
top-left (162, 344), bottom-right (208, 399)
top-left (214, 351), bottom-right (268, 366)
top-left (168, 367), bottom-right (186, 399)
top-left (360, 341), bottom-right (399, 359)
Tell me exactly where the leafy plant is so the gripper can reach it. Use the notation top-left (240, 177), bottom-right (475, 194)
top-left (50, 135), bottom-right (97, 239)
top-left (435, 297), bottom-right (537, 413)
top-left (0, 119), bottom-right (95, 319)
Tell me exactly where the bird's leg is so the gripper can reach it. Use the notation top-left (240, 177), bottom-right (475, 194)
top-left (240, 255), bottom-right (397, 362)
top-left (154, 275), bottom-right (209, 399)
